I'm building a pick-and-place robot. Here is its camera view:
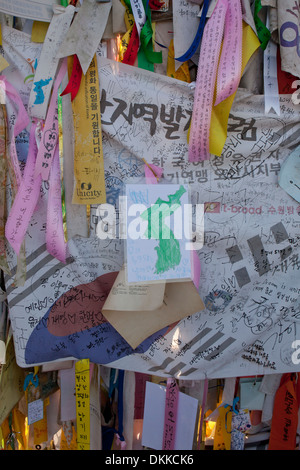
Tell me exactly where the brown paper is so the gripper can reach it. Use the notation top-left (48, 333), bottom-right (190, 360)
top-left (103, 268), bottom-right (166, 312)
top-left (102, 267), bottom-right (205, 349)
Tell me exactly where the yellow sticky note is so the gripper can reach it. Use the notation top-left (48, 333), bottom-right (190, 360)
top-left (209, 22), bottom-right (261, 157)
top-left (31, 21), bottom-right (49, 43)
top-left (75, 359), bottom-right (90, 450)
top-left (71, 55), bottom-right (106, 205)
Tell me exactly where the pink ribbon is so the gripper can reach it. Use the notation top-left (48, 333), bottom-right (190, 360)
top-left (189, 0), bottom-right (243, 162)
top-left (162, 378), bottom-right (179, 450)
top-left (5, 121), bottom-right (41, 255)
top-left (34, 58), bottom-right (68, 181)
top-left (215, 0), bottom-right (243, 105)
top-left (0, 76), bottom-right (30, 187)
top-left (46, 145), bottom-right (67, 263)
top-left (144, 162), bottom-right (163, 184)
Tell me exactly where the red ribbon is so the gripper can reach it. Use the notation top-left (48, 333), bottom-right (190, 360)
top-left (60, 54), bottom-right (82, 102)
top-left (122, 24), bottom-right (140, 66)
top-left (148, 0), bottom-right (165, 10)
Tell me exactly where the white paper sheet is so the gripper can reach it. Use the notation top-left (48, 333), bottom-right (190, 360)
top-left (125, 183), bottom-right (192, 283)
top-left (142, 381), bottom-right (198, 450)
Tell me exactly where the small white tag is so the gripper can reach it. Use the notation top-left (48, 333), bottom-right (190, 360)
top-left (240, 380), bottom-right (266, 410)
top-left (28, 398), bottom-right (44, 425)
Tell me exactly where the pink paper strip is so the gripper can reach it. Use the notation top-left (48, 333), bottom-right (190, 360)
top-left (162, 378), bottom-right (179, 450)
top-left (46, 145), bottom-right (67, 263)
top-left (215, 0), bottom-right (243, 105)
top-left (5, 121), bottom-right (41, 255)
top-left (0, 76), bottom-right (30, 187)
top-left (188, 0), bottom-right (228, 162)
top-left (144, 163), bottom-right (163, 184)
top-left (34, 58), bottom-right (68, 181)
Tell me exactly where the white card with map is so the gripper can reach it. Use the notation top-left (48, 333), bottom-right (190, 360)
top-left (125, 184), bottom-right (192, 283)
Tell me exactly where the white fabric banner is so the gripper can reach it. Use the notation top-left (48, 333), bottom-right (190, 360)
top-left (2, 32), bottom-right (300, 380)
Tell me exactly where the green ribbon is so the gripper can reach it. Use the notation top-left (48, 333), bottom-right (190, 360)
top-left (254, 0), bottom-right (271, 50)
top-left (124, 0), bottom-right (162, 66)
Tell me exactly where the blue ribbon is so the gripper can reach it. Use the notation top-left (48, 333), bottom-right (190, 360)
top-left (117, 369), bottom-right (125, 442)
top-left (23, 372), bottom-right (39, 391)
top-left (108, 369), bottom-right (126, 443)
top-left (155, 0), bottom-right (211, 62)
top-left (224, 396), bottom-right (239, 415)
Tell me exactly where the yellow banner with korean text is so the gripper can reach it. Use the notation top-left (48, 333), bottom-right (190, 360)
top-left (71, 55), bottom-right (106, 205)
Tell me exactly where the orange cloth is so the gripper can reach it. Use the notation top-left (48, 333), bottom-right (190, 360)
top-left (268, 373), bottom-right (300, 450)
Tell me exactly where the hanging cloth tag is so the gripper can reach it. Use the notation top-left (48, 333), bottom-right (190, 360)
top-left (130, 0), bottom-right (147, 39)
top-left (213, 404), bottom-right (232, 450)
top-left (28, 4), bottom-right (76, 120)
top-left (173, 0), bottom-right (210, 63)
top-left (167, 39), bottom-right (191, 83)
top-left (120, 1), bottom-right (140, 66)
top-left (0, 103), bottom-right (10, 275)
top-left (230, 409), bottom-right (251, 450)
top-left (34, 58), bottom-right (68, 181)
top-left (254, 0), bottom-right (271, 50)
top-left (5, 121), bottom-right (41, 256)
top-left (0, 76), bottom-right (30, 188)
top-left (121, 0), bottom-right (162, 66)
top-left (208, 21), bottom-right (260, 157)
top-left (60, 54), bottom-right (82, 102)
top-left (268, 373), bottom-right (300, 450)
top-left (197, 377), bottom-right (208, 449)
top-left (57, 84), bottom-right (68, 244)
top-left (263, 10), bottom-right (280, 116)
top-left (144, 161), bottom-right (163, 184)
top-left (214, 0), bottom-right (243, 105)
top-left (75, 359), bottom-right (90, 450)
top-left (57, 0), bottom-right (112, 75)
top-left (71, 54), bottom-right (106, 205)
top-left (33, 398), bottom-right (49, 447)
top-left (46, 144), bottom-right (67, 263)
top-left (188, 0), bottom-right (228, 163)
top-left (162, 378), bottom-right (179, 450)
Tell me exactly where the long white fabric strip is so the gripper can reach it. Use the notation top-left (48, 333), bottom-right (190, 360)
top-left (57, 0), bottom-right (112, 75)
top-left (28, 4), bottom-right (76, 120)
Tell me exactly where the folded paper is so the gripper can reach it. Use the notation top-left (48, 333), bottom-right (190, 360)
top-left (102, 265), bottom-right (204, 349)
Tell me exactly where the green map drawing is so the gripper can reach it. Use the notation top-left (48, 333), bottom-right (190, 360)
top-left (140, 185), bottom-right (186, 274)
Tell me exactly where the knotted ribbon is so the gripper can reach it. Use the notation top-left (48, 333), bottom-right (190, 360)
top-left (5, 66), bottom-right (67, 264)
top-left (188, 0), bottom-right (243, 162)
top-left (60, 54), bottom-right (82, 102)
top-left (268, 373), bottom-right (300, 450)
top-left (121, 0), bottom-right (162, 66)
top-left (5, 120), bottom-right (41, 256)
top-left (46, 144), bottom-right (67, 263)
top-left (34, 58), bottom-right (68, 181)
